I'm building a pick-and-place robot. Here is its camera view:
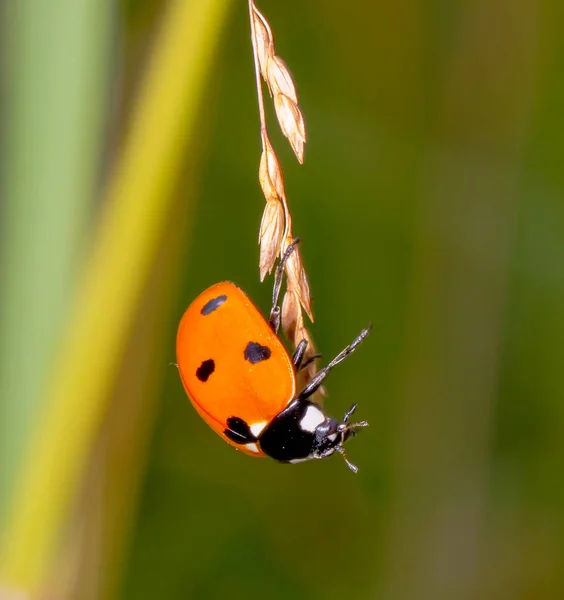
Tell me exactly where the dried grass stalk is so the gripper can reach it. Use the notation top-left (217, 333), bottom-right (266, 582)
top-left (249, 0), bottom-right (318, 388)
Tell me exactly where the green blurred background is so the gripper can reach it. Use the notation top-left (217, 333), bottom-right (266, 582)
top-left (1, 0), bottom-right (563, 598)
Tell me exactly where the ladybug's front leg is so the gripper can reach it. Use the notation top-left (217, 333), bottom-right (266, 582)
top-left (268, 237), bottom-right (301, 333)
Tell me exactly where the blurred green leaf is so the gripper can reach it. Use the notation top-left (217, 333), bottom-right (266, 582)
top-left (0, 0), bottom-right (111, 522)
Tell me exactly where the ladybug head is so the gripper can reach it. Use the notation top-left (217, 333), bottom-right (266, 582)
top-left (259, 399), bottom-right (368, 471)
top-left (310, 404), bottom-right (368, 473)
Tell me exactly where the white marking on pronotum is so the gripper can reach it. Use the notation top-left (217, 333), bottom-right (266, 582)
top-left (300, 405), bottom-right (325, 433)
top-left (249, 421), bottom-right (267, 437)
top-left (246, 442), bottom-right (260, 454)
top-left (328, 433), bottom-right (337, 442)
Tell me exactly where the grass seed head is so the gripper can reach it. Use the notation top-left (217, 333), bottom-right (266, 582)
top-left (251, 7), bottom-right (271, 80)
top-left (250, 2), bottom-right (316, 379)
top-left (282, 236), bottom-right (312, 320)
top-left (259, 199), bottom-right (284, 280)
top-left (259, 142), bottom-right (285, 201)
top-left (268, 55), bottom-right (298, 103)
top-left (251, 3), bottom-right (306, 163)
top-left (273, 93), bottom-right (305, 164)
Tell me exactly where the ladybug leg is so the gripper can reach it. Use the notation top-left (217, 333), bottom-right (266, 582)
top-left (341, 403), bottom-right (369, 430)
top-left (335, 445), bottom-right (360, 474)
top-left (297, 325), bottom-right (372, 401)
top-left (293, 339), bottom-right (322, 371)
top-left (300, 353), bottom-right (322, 370)
top-left (292, 339), bottom-right (308, 369)
top-left (335, 404), bottom-right (369, 473)
top-left (343, 403), bottom-right (359, 422)
top-left (269, 308), bottom-right (281, 335)
top-left (269, 237), bottom-right (301, 333)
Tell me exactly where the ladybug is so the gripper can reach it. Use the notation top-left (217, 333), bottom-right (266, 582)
top-left (176, 241), bottom-right (370, 472)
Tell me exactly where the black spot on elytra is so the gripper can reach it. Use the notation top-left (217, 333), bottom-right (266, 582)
top-left (244, 341), bottom-right (271, 364)
top-left (224, 416), bottom-right (257, 444)
top-left (196, 359), bottom-right (215, 382)
top-left (201, 295), bottom-right (227, 315)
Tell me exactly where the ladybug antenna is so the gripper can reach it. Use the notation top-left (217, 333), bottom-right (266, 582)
top-left (336, 445), bottom-right (359, 474)
top-left (343, 403), bottom-right (369, 429)
top-left (336, 404), bottom-right (368, 473)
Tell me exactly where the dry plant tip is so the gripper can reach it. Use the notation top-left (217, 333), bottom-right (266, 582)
top-left (250, 2), bottom-right (306, 163)
top-left (251, 6), bottom-right (271, 79)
